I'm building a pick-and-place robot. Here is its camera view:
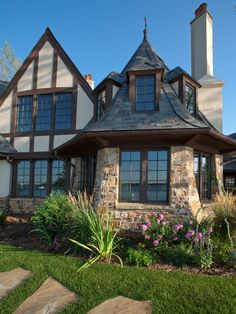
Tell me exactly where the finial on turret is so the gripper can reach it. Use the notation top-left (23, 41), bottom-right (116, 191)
top-left (143, 16), bottom-right (148, 40)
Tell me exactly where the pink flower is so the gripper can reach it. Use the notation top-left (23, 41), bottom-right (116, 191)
top-left (173, 236), bottom-right (178, 241)
top-left (141, 224), bottom-right (148, 232)
top-left (189, 220), bottom-right (193, 225)
top-left (197, 232), bottom-right (203, 238)
top-left (178, 224), bottom-right (183, 229)
top-left (159, 213), bottom-right (164, 221)
top-left (208, 227), bottom-right (213, 233)
top-left (185, 233), bottom-right (191, 239)
top-left (162, 221), bottom-right (167, 226)
top-left (147, 222), bottom-right (152, 228)
top-left (153, 239), bottom-right (159, 247)
top-left (156, 219), bottom-right (160, 224)
top-left (192, 237), bottom-right (198, 243)
top-left (145, 235), bottom-right (150, 240)
top-left (158, 234), bottom-right (163, 239)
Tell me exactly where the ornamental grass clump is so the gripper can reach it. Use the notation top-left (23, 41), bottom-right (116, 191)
top-left (70, 209), bottom-right (123, 271)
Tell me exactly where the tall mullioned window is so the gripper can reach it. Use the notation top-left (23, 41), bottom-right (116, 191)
top-left (16, 96), bottom-right (33, 132)
top-left (97, 89), bottom-right (106, 119)
top-left (194, 152), bottom-right (211, 199)
top-left (33, 160), bottom-right (48, 197)
top-left (185, 83), bottom-right (196, 115)
top-left (35, 95), bottom-right (52, 131)
top-left (55, 93), bottom-right (72, 130)
top-left (120, 149), bottom-right (169, 203)
top-left (16, 160), bottom-right (30, 196)
top-left (51, 160), bottom-right (65, 192)
top-left (135, 76), bottom-right (155, 111)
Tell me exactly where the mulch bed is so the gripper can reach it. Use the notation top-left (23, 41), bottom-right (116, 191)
top-left (0, 215), bottom-right (235, 277)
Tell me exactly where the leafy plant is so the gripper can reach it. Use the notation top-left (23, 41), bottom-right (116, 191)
top-left (0, 208), bottom-right (6, 224)
top-left (70, 209), bottom-right (123, 270)
top-left (127, 244), bottom-right (153, 267)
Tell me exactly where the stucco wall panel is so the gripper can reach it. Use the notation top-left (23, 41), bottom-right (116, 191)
top-left (37, 41), bottom-right (54, 89)
top-left (34, 136), bottom-right (49, 152)
top-left (56, 56), bottom-right (73, 87)
top-left (76, 84), bottom-right (94, 129)
top-left (14, 137), bottom-right (30, 152)
top-left (0, 161), bottom-right (10, 197)
top-left (0, 91), bottom-right (12, 133)
top-left (18, 60), bottom-right (34, 91)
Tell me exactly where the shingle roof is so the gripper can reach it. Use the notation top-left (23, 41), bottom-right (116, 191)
top-left (0, 135), bottom-right (16, 155)
top-left (121, 35), bottom-right (169, 74)
top-left (0, 80), bottom-right (8, 95)
top-left (165, 66), bottom-right (200, 86)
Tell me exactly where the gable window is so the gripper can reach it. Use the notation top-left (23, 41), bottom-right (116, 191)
top-left (194, 152), bottom-right (211, 199)
top-left (16, 92), bottom-right (73, 132)
top-left (97, 89), bottom-right (106, 119)
top-left (35, 95), bottom-right (52, 131)
top-left (16, 96), bottom-right (33, 132)
top-left (185, 83), bottom-right (196, 115)
top-left (16, 160), bottom-right (30, 197)
top-left (136, 76), bottom-right (155, 111)
top-left (55, 93), bottom-right (72, 130)
top-left (120, 149), bottom-right (169, 203)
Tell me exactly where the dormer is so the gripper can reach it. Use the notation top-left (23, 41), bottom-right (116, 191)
top-left (92, 72), bottom-right (122, 120)
top-left (166, 67), bottom-right (201, 116)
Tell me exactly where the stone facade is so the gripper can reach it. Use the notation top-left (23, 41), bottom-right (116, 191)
top-left (1, 198), bottom-right (44, 214)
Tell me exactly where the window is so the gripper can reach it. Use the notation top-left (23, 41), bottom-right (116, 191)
top-left (80, 154), bottom-right (97, 194)
top-left (16, 96), bottom-right (33, 132)
top-left (55, 93), bottom-right (72, 130)
top-left (35, 95), bottom-right (52, 131)
top-left (135, 76), bottom-right (155, 111)
top-left (16, 160), bottom-right (30, 196)
top-left (147, 150), bottom-right (168, 202)
top-left (185, 83), bottom-right (196, 115)
top-left (16, 92), bottom-right (73, 132)
top-left (120, 151), bottom-right (141, 201)
top-left (225, 176), bottom-right (236, 192)
top-left (33, 160), bottom-right (48, 197)
top-left (14, 159), bottom-right (66, 197)
top-left (97, 89), bottom-right (106, 119)
top-left (194, 152), bottom-right (211, 199)
top-left (120, 149), bottom-right (169, 203)
top-left (51, 160), bottom-right (65, 192)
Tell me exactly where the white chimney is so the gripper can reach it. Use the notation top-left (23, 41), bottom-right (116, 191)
top-left (191, 3), bottom-right (223, 132)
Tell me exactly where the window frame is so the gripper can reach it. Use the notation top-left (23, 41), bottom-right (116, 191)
top-left (184, 82), bottom-right (196, 116)
top-left (135, 75), bottom-right (156, 112)
top-left (194, 151), bottom-right (211, 200)
top-left (15, 89), bottom-right (75, 134)
top-left (119, 148), bottom-right (170, 204)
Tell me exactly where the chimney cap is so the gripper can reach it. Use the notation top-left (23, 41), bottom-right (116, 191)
top-left (195, 3), bottom-right (208, 17)
top-left (85, 73), bottom-right (92, 81)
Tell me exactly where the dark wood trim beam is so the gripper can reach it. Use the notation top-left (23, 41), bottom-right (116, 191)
top-left (32, 55), bottom-right (39, 90)
top-left (17, 87), bottom-right (74, 96)
top-left (51, 50), bottom-right (58, 88)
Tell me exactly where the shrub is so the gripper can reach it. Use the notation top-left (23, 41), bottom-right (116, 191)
top-left (127, 244), bottom-right (153, 267)
top-left (212, 192), bottom-right (236, 238)
top-left (0, 208), bottom-right (6, 224)
top-left (70, 209), bottom-right (123, 270)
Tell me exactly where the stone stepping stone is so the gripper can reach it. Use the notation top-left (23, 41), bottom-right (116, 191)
top-left (88, 296), bottom-right (153, 314)
top-left (13, 277), bottom-right (77, 314)
top-left (0, 267), bottom-right (31, 299)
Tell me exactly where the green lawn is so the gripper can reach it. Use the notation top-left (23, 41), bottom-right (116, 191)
top-left (0, 244), bottom-right (235, 314)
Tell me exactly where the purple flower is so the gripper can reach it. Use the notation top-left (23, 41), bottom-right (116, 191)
top-left (197, 232), bottom-right (203, 238)
top-left (141, 224), bottom-right (148, 232)
top-left (178, 224), bottom-right (183, 229)
top-left (147, 222), bottom-right (152, 228)
top-left (192, 237), bottom-right (198, 243)
top-left (145, 235), bottom-right (150, 240)
top-left (208, 227), bottom-right (213, 233)
top-left (185, 233), bottom-right (191, 239)
top-left (172, 236), bottom-right (178, 241)
top-left (188, 230), bottom-right (195, 236)
top-left (153, 239), bottom-right (159, 247)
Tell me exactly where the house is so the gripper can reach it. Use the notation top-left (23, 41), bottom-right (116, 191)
top-left (0, 3), bottom-right (236, 229)
top-left (223, 133), bottom-right (236, 192)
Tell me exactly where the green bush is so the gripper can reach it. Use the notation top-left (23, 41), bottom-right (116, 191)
top-left (127, 244), bottom-right (153, 267)
top-left (157, 244), bottom-right (196, 267)
top-left (70, 209), bottom-right (123, 270)
top-left (0, 208), bottom-right (6, 224)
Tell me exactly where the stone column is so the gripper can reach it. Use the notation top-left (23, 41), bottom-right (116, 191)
top-left (93, 148), bottom-right (119, 210)
top-left (170, 146), bottom-right (201, 216)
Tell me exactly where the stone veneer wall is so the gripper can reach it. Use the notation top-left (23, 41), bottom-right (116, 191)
top-left (1, 198), bottom-right (44, 214)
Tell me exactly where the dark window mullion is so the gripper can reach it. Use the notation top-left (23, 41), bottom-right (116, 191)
top-left (141, 150), bottom-right (147, 203)
top-left (29, 160), bottom-right (34, 198)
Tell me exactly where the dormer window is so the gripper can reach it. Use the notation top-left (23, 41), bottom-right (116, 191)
top-left (136, 75), bottom-right (155, 111)
top-left (184, 83), bottom-right (196, 115)
top-left (97, 89), bottom-right (106, 119)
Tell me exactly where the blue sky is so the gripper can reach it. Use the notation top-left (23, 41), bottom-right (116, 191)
top-left (1, 0), bottom-right (235, 134)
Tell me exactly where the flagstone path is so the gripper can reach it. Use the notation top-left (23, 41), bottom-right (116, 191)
top-left (88, 296), bottom-right (153, 314)
top-left (13, 277), bottom-right (77, 314)
top-left (0, 267), bottom-right (31, 299)
top-left (0, 269), bottom-right (152, 313)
